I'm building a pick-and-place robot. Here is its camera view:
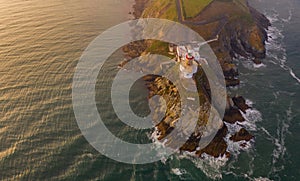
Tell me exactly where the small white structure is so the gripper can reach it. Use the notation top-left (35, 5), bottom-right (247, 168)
top-left (175, 43), bottom-right (200, 79)
top-left (173, 37), bottom-right (219, 87)
top-left (179, 52), bottom-right (198, 79)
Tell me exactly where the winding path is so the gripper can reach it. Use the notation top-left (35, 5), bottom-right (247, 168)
top-left (175, 0), bottom-right (228, 100)
top-left (175, 0), bottom-right (228, 38)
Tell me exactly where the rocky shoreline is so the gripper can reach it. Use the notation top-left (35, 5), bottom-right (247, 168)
top-left (125, 0), bottom-right (270, 159)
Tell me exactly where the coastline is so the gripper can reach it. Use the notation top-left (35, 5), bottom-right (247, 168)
top-left (127, 0), bottom-right (270, 159)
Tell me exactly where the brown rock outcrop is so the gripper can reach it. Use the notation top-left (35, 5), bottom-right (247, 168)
top-left (230, 128), bottom-right (254, 142)
top-left (196, 124), bottom-right (229, 158)
top-left (232, 96), bottom-right (251, 113)
top-left (223, 107), bottom-right (245, 124)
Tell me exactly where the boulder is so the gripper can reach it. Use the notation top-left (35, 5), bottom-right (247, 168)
top-left (232, 96), bottom-right (251, 113)
top-left (225, 78), bottom-right (240, 87)
top-left (253, 58), bottom-right (262, 65)
top-left (196, 124), bottom-right (229, 158)
top-left (223, 107), bottom-right (245, 124)
top-left (230, 128), bottom-right (254, 142)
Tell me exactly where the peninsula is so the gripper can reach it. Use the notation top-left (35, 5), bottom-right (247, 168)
top-left (124, 0), bottom-right (270, 158)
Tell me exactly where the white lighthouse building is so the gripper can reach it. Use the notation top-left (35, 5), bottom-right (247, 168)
top-left (179, 51), bottom-right (198, 79)
top-left (176, 44), bottom-right (199, 79)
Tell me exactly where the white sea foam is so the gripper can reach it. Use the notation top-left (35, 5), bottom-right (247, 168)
top-left (254, 177), bottom-right (273, 181)
top-left (263, 11), bottom-right (296, 176)
top-left (178, 152), bottom-right (228, 180)
top-left (245, 99), bottom-right (253, 107)
top-left (259, 127), bottom-right (275, 141)
top-left (288, 67), bottom-right (300, 83)
top-left (240, 59), bottom-right (267, 70)
top-left (171, 167), bottom-right (195, 180)
top-left (235, 104), bottom-right (263, 133)
top-left (150, 127), bottom-right (171, 164)
top-left (271, 103), bottom-right (292, 162)
top-left (253, 63), bottom-right (267, 69)
top-left (265, 12), bottom-right (300, 84)
top-left (171, 168), bottom-right (186, 176)
top-left (282, 8), bottom-right (293, 23)
top-left (224, 122), bottom-right (254, 156)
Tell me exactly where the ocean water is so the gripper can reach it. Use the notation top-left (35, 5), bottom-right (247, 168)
top-left (0, 0), bottom-right (299, 180)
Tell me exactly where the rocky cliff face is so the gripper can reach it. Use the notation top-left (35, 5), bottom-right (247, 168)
top-left (189, 0), bottom-right (270, 86)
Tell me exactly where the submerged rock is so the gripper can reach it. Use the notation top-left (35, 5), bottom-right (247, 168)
top-left (253, 58), bottom-right (262, 64)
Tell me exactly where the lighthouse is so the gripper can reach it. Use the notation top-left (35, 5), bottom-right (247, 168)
top-left (179, 51), bottom-right (198, 79)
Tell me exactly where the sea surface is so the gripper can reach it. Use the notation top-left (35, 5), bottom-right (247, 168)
top-left (0, 0), bottom-right (299, 180)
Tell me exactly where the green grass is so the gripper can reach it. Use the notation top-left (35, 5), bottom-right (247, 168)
top-left (182, 0), bottom-right (213, 18)
top-left (142, 0), bottom-right (213, 20)
top-left (146, 40), bottom-right (175, 58)
top-left (142, 0), bottom-right (178, 21)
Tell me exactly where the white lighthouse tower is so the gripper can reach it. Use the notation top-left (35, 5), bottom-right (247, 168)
top-left (179, 51), bottom-right (198, 79)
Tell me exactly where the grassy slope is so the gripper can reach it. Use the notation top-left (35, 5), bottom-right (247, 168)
top-left (182, 0), bottom-right (212, 18)
top-left (141, 0), bottom-right (257, 63)
top-left (142, 0), bottom-right (178, 21)
top-left (142, 0), bottom-right (255, 35)
top-left (142, 0), bottom-right (213, 20)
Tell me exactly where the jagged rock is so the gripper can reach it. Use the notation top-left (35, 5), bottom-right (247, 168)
top-left (156, 121), bottom-right (174, 140)
top-left (253, 58), bottom-right (262, 64)
top-left (232, 96), bottom-right (251, 113)
top-left (222, 63), bottom-right (239, 78)
top-left (180, 134), bottom-right (201, 152)
top-left (223, 107), bottom-right (245, 124)
top-left (230, 128), bottom-right (254, 142)
top-left (196, 124), bottom-right (229, 158)
top-left (240, 25), bottom-right (266, 59)
top-left (225, 78), bottom-right (240, 87)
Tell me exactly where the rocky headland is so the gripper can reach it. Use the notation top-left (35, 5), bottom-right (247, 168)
top-left (124, 0), bottom-right (270, 158)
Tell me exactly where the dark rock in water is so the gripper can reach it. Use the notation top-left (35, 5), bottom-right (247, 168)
top-left (230, 128), bottom-right (254, 142)
top-left (225, 78), bottom-right (240, 87)
top-left (240, 142), bottom-right (248, 148)
top-left (156, 121), bottom-right (174, 140)
top-left (253, 58), bottom-right (262, 64)
top-left (196, 124), bottom-right (229, 158)
top-left (223, 63), bottom-right (239, 82)
top-left (232, 96), bottom-right (251, 113)
top-left (223, 107), bottom-right (245, 124)
top-left (180, 134), bottom-right (201, 152)
top-left (225, 151), bottom-right (231, 158)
